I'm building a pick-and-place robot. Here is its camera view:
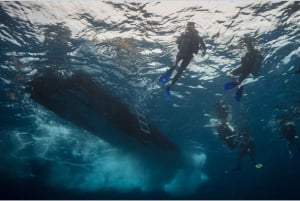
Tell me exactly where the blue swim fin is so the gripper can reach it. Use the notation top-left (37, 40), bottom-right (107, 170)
top-left (159, 70), bottom-right (171, 84)
top-left (164, 87), bottom-right (171, 98)
top-left (224, 81), bottom-right (240, 90)
top-left (234, 86), bottom-right (244, 102)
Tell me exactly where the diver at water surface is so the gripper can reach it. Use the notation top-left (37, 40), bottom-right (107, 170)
top-left (224, 36), bottom-right (263, 101)
top-left (159, 22), bottom-right (206, 97)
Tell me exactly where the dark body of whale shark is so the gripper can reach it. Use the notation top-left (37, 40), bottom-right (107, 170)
top-left (26, 70), bottom-right (180, 164)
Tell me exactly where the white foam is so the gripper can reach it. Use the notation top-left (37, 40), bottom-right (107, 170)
top-left (14, 106), bottom-right (208, 195)
top-left (164, 153), bottom-right (208, 195)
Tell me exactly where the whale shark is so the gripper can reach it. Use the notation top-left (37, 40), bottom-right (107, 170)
top-left (26, 69), bottom-right (181, 164)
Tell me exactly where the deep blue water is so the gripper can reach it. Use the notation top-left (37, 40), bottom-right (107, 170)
top-left (1, 1), bottom-right (300, 199)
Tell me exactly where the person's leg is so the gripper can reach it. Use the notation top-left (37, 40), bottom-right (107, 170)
top-left (227, 66), bottom-right (243, 80)
top-left (168, 66), bottom-right (185, 89)
top-left (169, 55), bottom-right (182, 74)
top-left (159, 56), bottom-right (182, 85)
top-left (249, 153), bottom-right (256, 165)
top-left (232, 154), bottom-right (242, 171)
top-left (287, 142), bottom-right (294, 158)
top-left (173, 55), bottom-right (181, 68)
top-left (238, 71), bottom-right (251, 83)
top-left (167, 56), bottom-right (192, 89)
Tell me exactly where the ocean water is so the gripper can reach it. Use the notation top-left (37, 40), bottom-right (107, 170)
top-left (0, 1), bottom-right (300, 199)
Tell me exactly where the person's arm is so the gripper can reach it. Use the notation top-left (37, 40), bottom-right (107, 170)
top-left (199, 36), bottom-right (206, 56)
top-left (176, 34), bottom-right (183, 49)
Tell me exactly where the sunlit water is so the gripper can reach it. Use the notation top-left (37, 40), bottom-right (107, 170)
top-left (0, 1), bottom-right (300, 199)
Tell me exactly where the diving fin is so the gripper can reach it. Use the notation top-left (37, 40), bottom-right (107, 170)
top-left (234, 86), bottom-right (244, 102)
top-left (224, 81), bottom-right (240, 90)
top-left (159, 70), bottom-right (171, 84)
top-left (164, 87), bottom-right (171, 98)
top-left (255, 163), bottom-right (263, 169)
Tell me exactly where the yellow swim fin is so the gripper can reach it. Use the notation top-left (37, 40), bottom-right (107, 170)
top-left (255, 163), bottom-right (263, 169)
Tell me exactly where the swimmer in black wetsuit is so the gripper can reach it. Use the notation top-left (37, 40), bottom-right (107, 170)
top-left (232, 130), bottom-right (257, 171)
top-left (160, 22), bottom-right (206, 97)
top-left (216, 123), bottom-right (237, 150)
top-left (214, 100), bottom-right (231, 123)
top-left (225, 36), bottom-right (263, 101)
top-left (279, 120), bottom-right (300, 157)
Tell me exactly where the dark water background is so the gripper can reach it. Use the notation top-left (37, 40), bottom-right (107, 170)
top-left (0, 1), bottom-right (300, 199)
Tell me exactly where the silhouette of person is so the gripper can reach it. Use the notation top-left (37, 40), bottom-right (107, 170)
top-left (159, 22), bottom-right (206, 97)
top-left (224, 36), bottom-right (263, 101)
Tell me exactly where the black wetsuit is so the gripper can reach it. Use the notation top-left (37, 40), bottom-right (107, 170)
top-left (167, 28), bottom-right (206, 89)
top-left (231, 49), bottom-right (262, 83)
top-left (280, 122), bottom-right (300, 154)
top-left (214, 101), bottom-right (230, 122)
top-left (281, 123), bottom-right (296, 143)
top-left (216, 124), bottom-right (236, 150)
top-left (234, 134), bottom-right (256, 171)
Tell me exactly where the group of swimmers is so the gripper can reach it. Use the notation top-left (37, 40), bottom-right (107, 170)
top-left (159, 21), bottom-right (299, 171)
top-left (159, 21), bottom-right (262, 101)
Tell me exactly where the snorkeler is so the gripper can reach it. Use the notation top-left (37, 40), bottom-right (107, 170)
top-left (159, 22), bottom-right (206, 97)
top-left (214, 99), bottom-right (231, 123)
top-left (224, 36), bottom-right (263, 101)
top-left (279, 120), bottom-right (300, 157)
top-left (231, 130), bottom-right (262, 171)
top-left (216, 123), bottom-right (237, 150)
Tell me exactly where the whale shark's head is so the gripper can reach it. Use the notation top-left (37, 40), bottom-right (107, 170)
top-left (26, 68), bottom-right (71, 98)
